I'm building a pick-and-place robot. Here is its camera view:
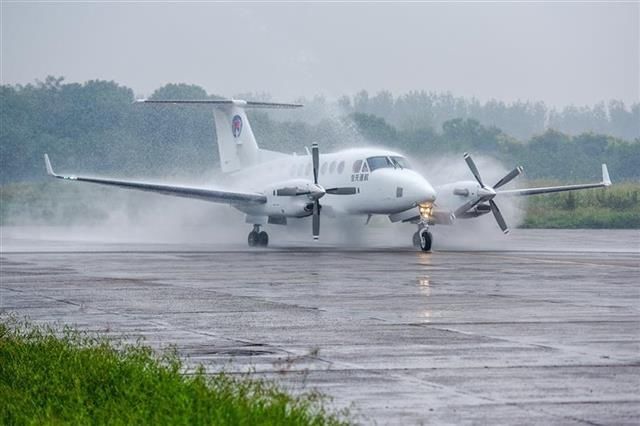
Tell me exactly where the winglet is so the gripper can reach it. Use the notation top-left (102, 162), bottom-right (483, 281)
top-left (602, 164), bottom-right (611, 187)
top-left (44, 154), bottom-right (56, 177)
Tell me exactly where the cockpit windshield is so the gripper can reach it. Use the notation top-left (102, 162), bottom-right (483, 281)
top-left (366, 156), bottom-right (412, 171)
top-left (366, 156), bottom-right (394, 171)
top-left (391, 156), bottom-right (411, 169)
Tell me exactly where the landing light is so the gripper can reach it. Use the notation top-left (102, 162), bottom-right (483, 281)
top-left (419, 203), bottom-right (433, 220)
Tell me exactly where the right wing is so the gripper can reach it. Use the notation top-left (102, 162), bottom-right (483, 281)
top-left (497, 164), bottom-right (612, 196)
top-left (44, 154), bottom-right (266, 205)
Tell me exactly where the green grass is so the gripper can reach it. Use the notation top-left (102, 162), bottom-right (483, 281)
top-left (521, 182), bottom-right (640, 229)
top-left (0, 316), bottom-right (349, 425)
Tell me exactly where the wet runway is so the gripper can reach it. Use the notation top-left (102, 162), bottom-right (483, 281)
top-left (1, 229), bottom-right (639, 424)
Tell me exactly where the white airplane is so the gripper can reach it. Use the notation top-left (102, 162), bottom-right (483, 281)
top-left (43, 99), bottom-right (612, 251)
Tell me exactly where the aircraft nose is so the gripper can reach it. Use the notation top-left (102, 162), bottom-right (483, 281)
top-left (421, 181), bottom-right (437, 203)
top-left (405, 175), bottom-right (436, 204)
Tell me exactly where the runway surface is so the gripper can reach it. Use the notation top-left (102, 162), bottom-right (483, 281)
top-left (1, 229), bottom-right (639, 424)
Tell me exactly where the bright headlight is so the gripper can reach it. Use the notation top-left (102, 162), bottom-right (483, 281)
top-left (419, 203), bottom-right (433, 219)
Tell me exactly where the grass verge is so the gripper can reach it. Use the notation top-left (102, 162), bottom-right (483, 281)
top-left (521, 182), bottom-right (640, 229)
top-left (0, 316), bottom-right (349, 425)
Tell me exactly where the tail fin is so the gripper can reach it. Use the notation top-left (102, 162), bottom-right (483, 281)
top-left (136, 99), bottom-right (302, 173)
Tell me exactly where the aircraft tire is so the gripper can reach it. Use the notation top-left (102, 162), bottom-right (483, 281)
top-left (420, 230), bottom-right (432, 252)
top-left (248, 231), bottom-right (259, 247)
top-left (258, 231), bottom-right (269, 247)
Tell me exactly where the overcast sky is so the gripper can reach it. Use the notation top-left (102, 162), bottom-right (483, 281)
top-left (1, 2), bottom-right (638, 107)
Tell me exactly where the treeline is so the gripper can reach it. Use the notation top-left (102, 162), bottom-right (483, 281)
top-left (1, 77), bottom-right (639, 183)
top-left (331, 90), bottom-right (640, 141)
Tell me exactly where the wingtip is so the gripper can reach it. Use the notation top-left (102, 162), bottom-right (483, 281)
top-left (602, 164), bottom-right (611, 187)
top-left (44, 153), bottom-right (54, 176)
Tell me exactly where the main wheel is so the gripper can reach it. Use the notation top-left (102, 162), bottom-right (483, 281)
top-left (248, 231), bottom-right (259, 247)
top-left (258, 231), bottom-right (269, 247)
top-left (412, 231), bottom-right (421, 248)
top-left (419, 230), bottom-right (432, 252)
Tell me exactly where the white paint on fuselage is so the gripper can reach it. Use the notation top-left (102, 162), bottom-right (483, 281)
top-left (228, 147), bottom-right (436, 219)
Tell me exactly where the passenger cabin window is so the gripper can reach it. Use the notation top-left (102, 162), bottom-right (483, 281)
top-left (329, 161), bottom-right (336, 173)
top-left (367, 156), bottom-right (394, 171)
top-left (321, 162), bottom-right (328, 175)
top-left (391, 156), bottom-right (411, 169)
top-left (337, 161), bottom-right (345, 174)
top-left (352, 160), bottom-right (363, 173)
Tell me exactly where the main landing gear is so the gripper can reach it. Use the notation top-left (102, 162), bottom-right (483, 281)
top-left (248, 225), bottom-right (269, 248)
top-left (412, 225), bottom-right (432, 252)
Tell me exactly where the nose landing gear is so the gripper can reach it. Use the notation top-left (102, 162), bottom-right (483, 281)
top-left (412, 224), bottom-right (432, 252)
top-left (248, 225), bottom-right (269, 247)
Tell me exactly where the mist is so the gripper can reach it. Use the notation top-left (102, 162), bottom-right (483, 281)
top-left (2, 134), bottom-right (527, 253)
top-left (2, 2), bottom-right (635, 250)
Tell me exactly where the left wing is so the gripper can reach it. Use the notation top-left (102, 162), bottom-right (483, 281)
top-left (497, 164), bottom-right (611, 196)
top-left (44, 154), bottom-right (266, 205)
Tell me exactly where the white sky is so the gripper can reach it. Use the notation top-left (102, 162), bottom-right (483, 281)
top-left (1, 2), bottom-right (638, 107)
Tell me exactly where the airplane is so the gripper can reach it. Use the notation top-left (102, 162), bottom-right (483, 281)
top-left (43, 99), bottom-right (612, 251)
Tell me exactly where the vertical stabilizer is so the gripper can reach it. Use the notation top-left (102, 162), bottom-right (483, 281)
top-left (213, 102), bottom-right (259, 173)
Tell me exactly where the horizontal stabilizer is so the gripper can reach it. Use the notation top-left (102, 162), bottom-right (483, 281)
top-left (135, 99), bottom-right (303, 109)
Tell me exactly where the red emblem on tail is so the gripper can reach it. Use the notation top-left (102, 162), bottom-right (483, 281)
top-left (232, 115), bottom-right (242, 138)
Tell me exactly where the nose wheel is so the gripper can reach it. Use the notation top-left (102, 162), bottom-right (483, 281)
top-left (248, 225), bottom-right (269, 247)
top-left (413, 227), bottom-right (432, 252)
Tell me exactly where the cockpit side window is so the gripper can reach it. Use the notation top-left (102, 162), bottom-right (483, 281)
top-left (352, 160), bottom-right (363, 173)
top-left (366, 156), bottom-right (393, 171)
top-left (391, 156), bottom-right (411, 170)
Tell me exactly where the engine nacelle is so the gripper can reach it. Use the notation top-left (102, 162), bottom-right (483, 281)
top-left (261, 179), bottom-right (318, 218)
top-left (436, 180), bottom-right (481, 213)
top-left (443, 180), bottom-right (481, 199)
top-left (456, 203), bottom-right (491, 218)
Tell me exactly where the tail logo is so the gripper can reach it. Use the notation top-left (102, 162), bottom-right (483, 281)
top-left (232, 115), bottom-right (243, 138)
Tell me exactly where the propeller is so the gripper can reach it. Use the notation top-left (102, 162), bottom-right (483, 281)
top-left (310, 143), bottom-right (357, 240)
top-left (460, 153), bottom-right (523, 234)
top-left (311, 143), bottom-right (321, 240)
top-left (274, 143), bottom-right (357, 239)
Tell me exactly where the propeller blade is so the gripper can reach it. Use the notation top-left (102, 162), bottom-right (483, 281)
top-left (312, 142), bottom-right (319, 185)
top-left (463, 153), bottom-right (484, 187)
top-left (489, 199), bottom-right (509, 234)
top-left (312, 200), bottom-right (320, 240)
top-left (493, 166), bottom-right (523, 189)
top-left (325, 187), bottom-right (357, 195)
